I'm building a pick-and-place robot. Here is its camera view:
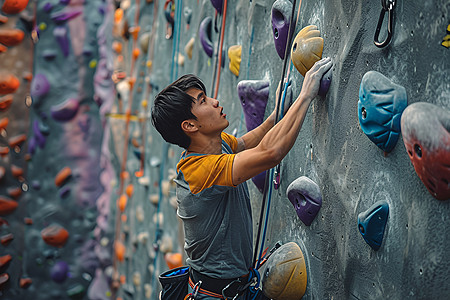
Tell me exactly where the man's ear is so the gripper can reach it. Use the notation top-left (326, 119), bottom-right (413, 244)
top-left (181, 119), bottom-right (198, 133)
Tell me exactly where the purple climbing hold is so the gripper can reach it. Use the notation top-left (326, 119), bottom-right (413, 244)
top-left (30, 74), bottom-right (50, 101)
top-left (318, 67), bottom-right (332, 96)
top-left (59, 186), bottom-right (71, 198)
top-left (50, 98), bottom-right (80, 121)
top-left (210, 0), bottom-right (223, 14)
top-left (28, 137), bottom-right (37, 155)
top-left (358, 71), bottom-right (407, 153)
top-left (53, 26), bottom-right (70, 57)
top-left (271, 0), bottom-right (293, 60)
top-left (50, 10), bottom-right (82, 23)
top-left (32, 120), bottom-right (46, 148)
top-left (237, 80), bottom-right (270, 132)
top-left (286, 176), bottom-right (322, 226)
top-left (60, 0), bottom-right (71, 5)
top-left (42, 49), bottom-right (57, 60)
top-left (31, 180), bottom-right (41, 190)
top-left (199, 17), bottom-right (214, 58)
top-left (51, 261), bottom-right (70, 283)
top-left (43, 3), bottom-right (53, 13)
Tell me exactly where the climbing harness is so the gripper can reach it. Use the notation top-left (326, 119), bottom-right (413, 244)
top-left (252, 0), bottom-right (302, 270)
top-left (374, 0), bottom-right (396, 48)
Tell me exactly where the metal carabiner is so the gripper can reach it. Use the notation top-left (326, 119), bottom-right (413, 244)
top-left (374, 0), bottom-right (396, 48)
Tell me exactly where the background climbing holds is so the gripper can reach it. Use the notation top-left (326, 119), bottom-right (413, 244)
top-left (271, 0), bottom-right (293, 60)
top-left (30, 73), bottom-right (50, 102)
top-left (50, 261), bottom-right (70, 283)
top-left (401, 102), bottom-right (450, 200)
top-left (50, 98), bottom-right (80, 121)
top-left (286, 176), bottom-right (322, 226)
top-left (0, 28), bottom-right (25, 46)
top-left (164, 253), bottom-right (182, 269)
top-left (184, 37), bottom-right (194, 60)
top-left (358, 71), bottom-right (407, 153)
top-left (199, 17), bottom-right (213, 58)
top-left (291, 25), bottom-right (323, 77)
top-left (318, 67), bottom-right (332, 96)
top-left (210, 0), bottom-right (223, 14)
top-left (0, 73), bottom-right (19, 95)
top-left (237, 80), bottom-right (270, 192)
top-left (1, 0), bottom-right (29, 15)
top-left (41, 224), bottom-right (69, 247)
top-left (357, 201), bottom-right (389, 251)
top-left (261, 242), bottom-right (307, 300)
top-left (227, 45), bottom-right (241, 77)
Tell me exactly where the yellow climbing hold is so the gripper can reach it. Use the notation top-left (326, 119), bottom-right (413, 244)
top-left (291, 25), bottom-right (324, 77)
top-left (38, 22), bottom-right (47, 31)
top-left (146, 60), bottom-right (152, 69)
top-left (141, 99), bottom-right (148, 108)
top-left (89, 59), bottom-right (97, 68)
top-left (228, 45), bottom-right (242, 77)
top-left (442, 24), bottom-right (450, 48)
top-left (185, 37), bottom-right (195, 59)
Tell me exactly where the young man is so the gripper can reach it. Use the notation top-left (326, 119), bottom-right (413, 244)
top-left (152, 57), bottom-right (332, 299)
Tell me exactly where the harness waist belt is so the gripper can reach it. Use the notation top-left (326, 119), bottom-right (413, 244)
top-left (190, 268), bottom-right (248, 296)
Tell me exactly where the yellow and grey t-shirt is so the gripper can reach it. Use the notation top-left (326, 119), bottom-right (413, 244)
top-left (175, 132), bottom-right (252, 279)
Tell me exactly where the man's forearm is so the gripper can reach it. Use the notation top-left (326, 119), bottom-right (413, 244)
top-left (238, 112), bottom-right (276, 151)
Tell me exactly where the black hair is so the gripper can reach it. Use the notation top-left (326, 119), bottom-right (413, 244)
top-left (151, 74), bottom-right (206, 149)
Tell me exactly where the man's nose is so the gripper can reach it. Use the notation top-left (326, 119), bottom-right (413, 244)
top-left (213, 99), bottom-right (219, 107)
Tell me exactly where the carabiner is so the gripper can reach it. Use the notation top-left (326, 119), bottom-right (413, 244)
top-left (374, 0), bottom-right (396, 48)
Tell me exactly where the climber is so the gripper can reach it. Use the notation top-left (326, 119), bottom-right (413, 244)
top-left (151, 56), bottom-right (332, 299)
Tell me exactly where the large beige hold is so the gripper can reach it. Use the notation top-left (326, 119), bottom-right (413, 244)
top-left (262, 242), bottom-right (307, 300)
top-left (291, 25), bottom-right (323, 77)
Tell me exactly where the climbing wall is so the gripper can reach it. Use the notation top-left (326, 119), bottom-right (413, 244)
top-left (0, 0), bottom-right (448, 299)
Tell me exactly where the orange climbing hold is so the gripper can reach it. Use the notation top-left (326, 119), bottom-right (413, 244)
top-left (8, 134), bottom-right (26, 148)
top-left (115, 240), bottom-right (126, 262)
top-left (118, 194), bottom-right (127, 212)
top-left (0, 273), bottom-right (9, 290)
top-left (22, 72), bottom-right (33, 82)
top-left (0, 95), bottom-right (13, 111)
top-left (0, 44), bottom-right (6, 53)
top-left (0, 196), bottom-right (18, 216)
top-left (132, 48), bottom-right (140, 59)
top-left (0, 254), bottom-right (11, 269)
top-left (0, 73), bottom-right (19, 95)
top-left (1, 0), bottom-right (29, 14)
top-left (55, 167), bottom-right (72, 187)
top-left (23, 217), bottom-right (32, 225)
top-left (41, 224), bottom-right (69, 247)
top-left (0, 28), bottom-right (24, 46)
top-left (121, 214), bottom-right (127, 222)
top-left (11, 165), bottom-right (23, 178)
top-left (7, 187), bottom-right (21, 199)
top-left (164, 253), bottom-right (183, 269)
top-left (0, 146), bottom-right (8, 156)
top-left (125, 184), bottom-right (134, 197)
top-left (129, 26), bottom-right (140, 40)
top-left (112, 41), bottom-right (122, 54)
top-left (19, 277), bottom-right (32, 288)
top-left (1, 233), bottom-right (13, 245)
top-left (0, 166), bottom-right (5, 180)
top-left (114, 8), bottom-right (123, 24)
top-left (0, 117), bottom-right (8, 130)
top-left (0, 15), bottom-right (8, 24)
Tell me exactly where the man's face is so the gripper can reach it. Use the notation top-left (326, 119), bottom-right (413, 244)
top-left (186, 88), bottom-right (229, 134)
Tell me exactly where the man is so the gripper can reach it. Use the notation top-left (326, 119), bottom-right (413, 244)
top-left (152, 57), bottom-right (332, 299)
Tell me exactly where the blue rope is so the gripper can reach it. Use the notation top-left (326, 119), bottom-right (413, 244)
top-left (174, 0), bottom-right (183, 79)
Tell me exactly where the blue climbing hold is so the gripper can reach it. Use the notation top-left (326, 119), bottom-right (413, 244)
top-left (358, 71), bottom-right (407, 153)
top-left (286, 176), bottom-right (322, 226)
top-left (357, 200), bottom-right (389, 251)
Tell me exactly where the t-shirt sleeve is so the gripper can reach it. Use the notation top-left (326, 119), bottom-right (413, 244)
top-left (178, 153), bottom-right (236, 194)
top-left (221, 132), bottom-right (238, 153)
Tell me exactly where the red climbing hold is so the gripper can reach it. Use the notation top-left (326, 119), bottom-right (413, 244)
top-left (19, 277), bottom-right (32, 289)
top-left (0, 95), bottom-right (13, 111)
top-left (0, 197), bottom-right (18, 216)
top-left (0, 28), bottom-right (24, 46)
top-left (0, 233), bottom-right (13, 245)
top-left (8, 134), bottom-right (26, 148)
top-left (0, 273), bottom-right (9, 290)
top-left (55, 167), bottom-right (72, 187)
top-left (41, 224), bottom-right (69, 247)
top-left (0, 73), bottom-right (19, 95)
top-left (1, 0), bottom-right (29, 15)
top-left (0, 255), bottom-right (11, 270)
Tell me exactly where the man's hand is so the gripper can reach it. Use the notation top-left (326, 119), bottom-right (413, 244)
top-left (299, 57), bottom-right (333, 101)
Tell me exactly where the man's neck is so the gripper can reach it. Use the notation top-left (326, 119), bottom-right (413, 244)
top-left (186, 132), bottom-right (223, 155)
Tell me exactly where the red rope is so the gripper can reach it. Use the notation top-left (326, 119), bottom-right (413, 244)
top-left (213, 0), bottom-right (228, 99)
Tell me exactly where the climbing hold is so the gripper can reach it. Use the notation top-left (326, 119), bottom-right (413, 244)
top-left (125, 184), bottom-right (134, 197)
top-left (0, 147), bottom-right (8, 156)
top-left (0, 15), bottom-right (8, 24)
top-left (66, 284), bottom-right (85, 298)
top-left (442, 24), bottom-right (450, 48)
top-left (358, 201), bottom-right (389, 251)
top-left (0, 117), bottom-right (8, 130)
top-left (199, 17), bottom-right (213, 58)
top-left (19, 278), bottom-right (32, 289)
top-left (0, 255), bottom-right (11, 270)
top-left (176, 53), bottom-right (185, 67)
top-left (112, 41), bottom-right (122, 54)
top-left (11, 165), bottom-right (23, 178)
top-left (129, 26), bottom-right (140, 41)
top-left (0, 73), bottom-right (20, 95)
top-left (210, 0), bottom-right (223, 14)
top-left (53, 26), bottom-right (69, 57)
top-left (50, 98), bottom-right (80, 121)
top-left (0, 233), bottom-right (13, 245)
top-left (164, 253), bottom-right (183, 269)
top-left (0, 28), bottom-right (24, 46)
top-left (114, 8), bottom-right (123, 24)
top-left (9, 134), bottom-right (26, 148)
top-left (55, 167), bottom-right (72, 187)
top-left (51, 261), bottom-right (70, 283)
top-left (291, 25), bottom-right (324, 77)
top-left (271, 0), bottom-right (293, 60)
top-left (286, 176), bottom-right (322, 226)
top-left (119, 194), bottom-right (127, 212)
top-left (262, 242), bottom-right (307, 300)
top-left (139, 32), bottom-right (150, 54)
top-left (24, 217), bottom-right (32, 225)
top-left (0, 95), bottom-right (12, 111)
top-left (318, 67), bottom-right (332, 96)
top-left (132, 48), bottom-right (140, 59)
top-left (50, 9), bottom-right (82, 23)
top-left (401, 102), bottom-right (450, 200)
top-left (0, 273), bottom-right (9, 290)
top-left (133, 272), bottom-right (141, 287)
top-left (58, 186), bottom-right (70, 198)
top-left (33, 120), bottom-right (47, 148)
top-left (358, 71), bottom-right (407, 153)
top-left (228, 45), bottom-right (242, 77)
top-left (0, 44), bottom-right (6, 53)
top-left (42, 49), bottom-right (57, 60)
top-left (7, 187), bottom-right (21, 199)
top-left (41, 224), bottom-right (69, 247)
top-left (30, 73), bottom-right (50, 101)
top-left (114, 240), bottom-right (126, 262)
top-left (1, 0), bottom-right (29, 14)
top-left (159, 235), bottom-right (173, 253)
top-left (237, 80), bottom-right (270, 192)
top-left (184, 7), bottom-right (192, 27)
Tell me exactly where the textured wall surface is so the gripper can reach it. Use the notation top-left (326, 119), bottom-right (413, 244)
top-left (0, 0), bottom-right (448, 299)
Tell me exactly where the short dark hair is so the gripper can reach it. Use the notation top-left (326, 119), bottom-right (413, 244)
top-left (151, 74), bottom-right (206, 149)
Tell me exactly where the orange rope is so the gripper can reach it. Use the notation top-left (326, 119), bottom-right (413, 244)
top-left (213, 0), bottom-right (228, 99)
